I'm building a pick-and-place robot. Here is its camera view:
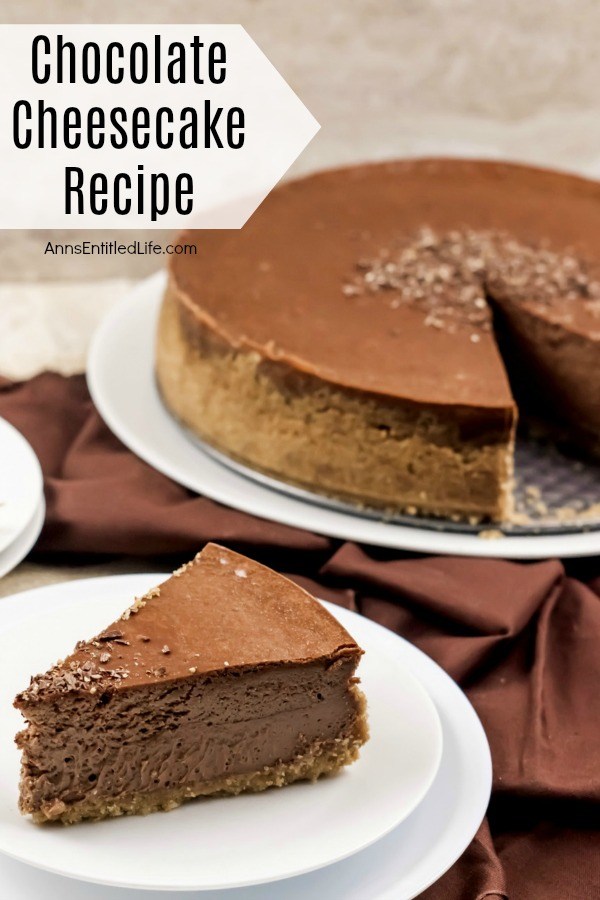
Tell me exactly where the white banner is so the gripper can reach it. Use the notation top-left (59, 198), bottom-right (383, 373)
top-left (0, 24), bottom-right (319, 229)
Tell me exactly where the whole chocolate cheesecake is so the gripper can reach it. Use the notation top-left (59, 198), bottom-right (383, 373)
top-left (15, 544), bottom-right (368, 824)
top-left (156, 159), bottom-right (600, 522)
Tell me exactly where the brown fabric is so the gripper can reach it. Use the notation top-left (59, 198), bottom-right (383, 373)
top-left (2, 371), bottom-right (599, 898)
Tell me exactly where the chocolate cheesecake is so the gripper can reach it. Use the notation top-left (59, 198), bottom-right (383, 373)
top-left (156, 159), bottom-right (600, 522)
top-left (14, 544), bottom-right (368, 825)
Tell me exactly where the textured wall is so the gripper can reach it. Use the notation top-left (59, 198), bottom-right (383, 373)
top-left (2, 0), bottom-right (600, 280)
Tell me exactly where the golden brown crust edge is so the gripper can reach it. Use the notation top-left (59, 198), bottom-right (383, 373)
top-left (156, 280), bottom-right (514, 521)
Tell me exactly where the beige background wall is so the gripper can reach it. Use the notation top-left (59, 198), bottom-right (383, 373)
top-left (3, 0), bottom-right (600, 283)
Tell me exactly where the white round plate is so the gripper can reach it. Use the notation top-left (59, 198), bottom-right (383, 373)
top-left (0, 575), bottom-right (490, 899)
top-left (0, 574), bottom-right (462, 893)
top-left (0, 418), bottom-right (43, 556)
top-left (0, 496), bottom-right (45, 580)
top-left (87, 273), bottom-right (600, 557)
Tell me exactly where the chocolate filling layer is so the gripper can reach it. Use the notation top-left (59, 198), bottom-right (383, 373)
top-left (17, 659), bottom-right (360, 817)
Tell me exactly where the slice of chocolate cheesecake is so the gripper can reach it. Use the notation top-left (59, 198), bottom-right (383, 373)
top-left (14, 544), bottom-right (368, 825)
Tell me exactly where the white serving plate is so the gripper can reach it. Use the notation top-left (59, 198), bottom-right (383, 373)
top-left (0, 496), bottom-right (45, 580)
top-left (88, 273), bottom-right (600, 557)
top-left (0, 573), bottom-right (457, 892)
top-left (0, 573), bottom-right (490, 897)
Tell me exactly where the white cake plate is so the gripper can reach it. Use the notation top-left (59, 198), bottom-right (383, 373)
top-left (87, 273), bottom-right (600, 557)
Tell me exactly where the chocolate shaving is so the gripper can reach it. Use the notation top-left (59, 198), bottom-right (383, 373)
top-left (98, 631), bottom-right (123, 642)
top-left (146, 666), bottom-right (167, 677)
top-left (344, 227), bottom-right (600, 334)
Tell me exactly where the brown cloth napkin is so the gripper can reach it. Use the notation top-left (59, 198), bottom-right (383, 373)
top-left (2, 372), bottom-right (599, 899)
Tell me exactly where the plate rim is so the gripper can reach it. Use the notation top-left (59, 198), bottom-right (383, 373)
top-left (87, 275), bottom-right (600, 559)
top-left (0, 496), bottom-right (45, 580)
top-left (0, 573), bottom-right (489, 896)
top-left (0, 417), bottom-right (44, 556)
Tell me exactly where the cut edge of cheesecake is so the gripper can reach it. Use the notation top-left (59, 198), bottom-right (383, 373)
top-left (14, 544), bottom-right (369, 825)
top-left (22, 720), bottom-right (368, 826)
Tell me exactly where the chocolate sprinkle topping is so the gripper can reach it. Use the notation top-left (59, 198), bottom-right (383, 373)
top-left (344, 227), bottom-right (600, 334)
top-left (16, 659), bottom-right (130, 704)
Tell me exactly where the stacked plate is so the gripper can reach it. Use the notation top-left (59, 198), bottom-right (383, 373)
top-left (0, 574), bottom-right (491, 898)
top-left (0, 417), bottom-right (45, 579)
